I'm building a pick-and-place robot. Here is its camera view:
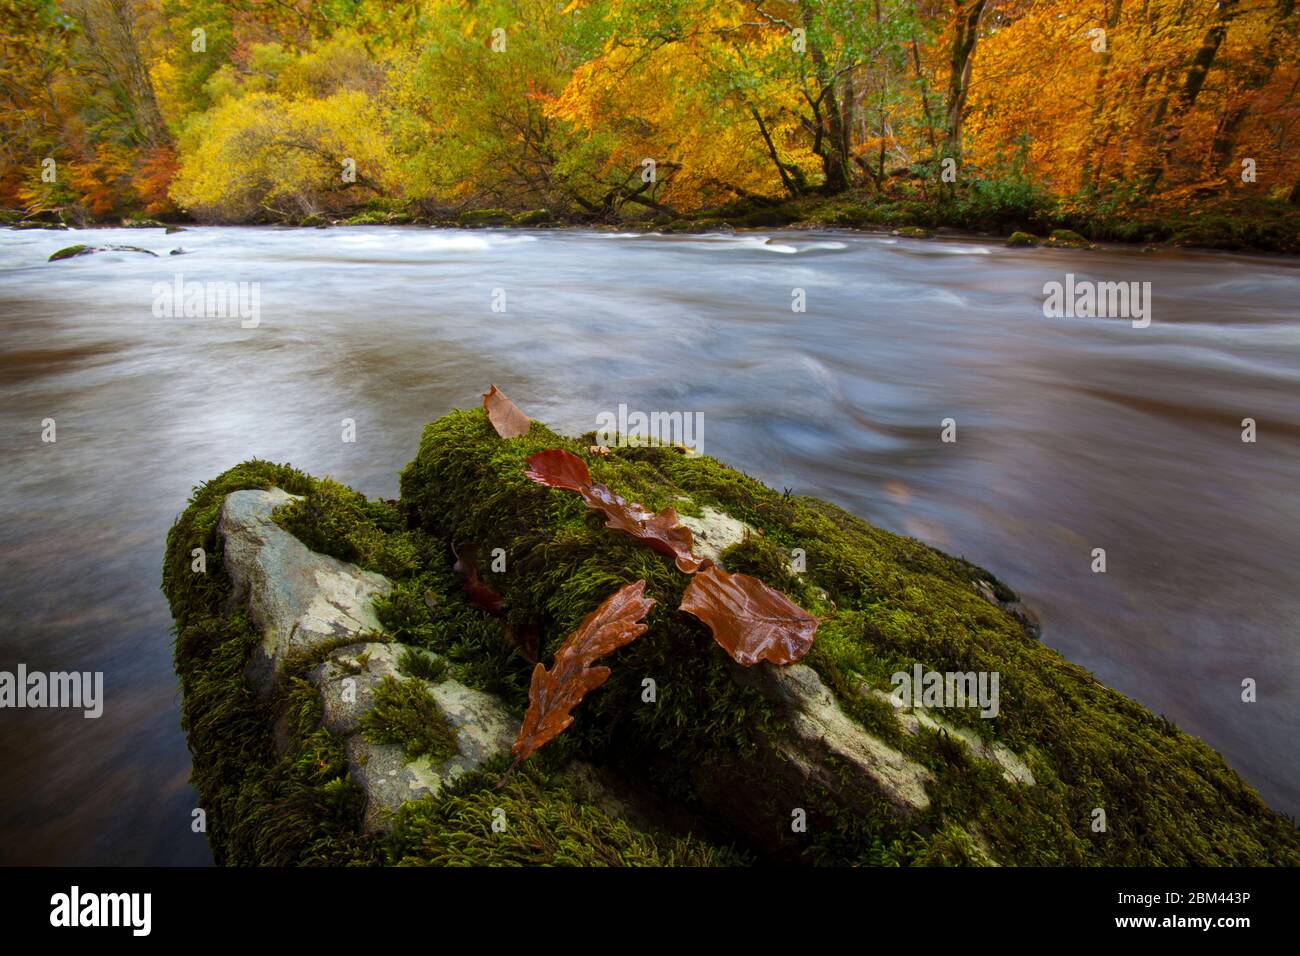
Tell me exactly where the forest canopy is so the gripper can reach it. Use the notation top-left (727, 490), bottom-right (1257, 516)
top-left (2, 0), bottom-right (1297, 235)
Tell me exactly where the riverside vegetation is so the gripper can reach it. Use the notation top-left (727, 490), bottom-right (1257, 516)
top-left (162, 397), bottom-right (1300, 866)
top-left (5, 1), bottom-right (1300, 252)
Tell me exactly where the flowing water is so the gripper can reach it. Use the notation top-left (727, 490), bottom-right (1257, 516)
top-left (1, 225), bottom-right (1297, 864)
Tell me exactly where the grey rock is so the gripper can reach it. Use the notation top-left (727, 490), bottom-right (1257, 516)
top-left (734, 662), bottom-right (935, 813)
top-left (677, 505), bottom-right (754, 566)
top-left (308, 640), bottom-right (519, 831)
top-left (217, 488), bottom-right (391, 693)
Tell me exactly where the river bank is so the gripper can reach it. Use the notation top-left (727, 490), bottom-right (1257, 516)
top-left (8, 189), bottom-right (1300, 255)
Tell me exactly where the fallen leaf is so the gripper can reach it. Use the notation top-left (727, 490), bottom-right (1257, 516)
top-left (452, 544), bottom-right (503, 614)
top-left (512, 580), bottom-right (655, 762)
top-left (589, 444), bottom-right (611, 457)
top-left (523, 447), bottom-right (591, 493)
top-left (679, 565), bottom-right (817, 665)
top-left (482, 384), bottom-right (530, 438)
top-left (524, 449), bottom-right (705, 573)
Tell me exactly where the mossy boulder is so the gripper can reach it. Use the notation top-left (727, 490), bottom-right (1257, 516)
top-left (457, 208), bottom-right (513, 227)
top-left (1006, 231), bottom-right (1039, 247)
top-left (1046, 228), bottom-right (1091, 248)
top-left (49, 243), bottom-right (158, 261)
top-left (892, 225), bottom-right (931, 239)
top-left (513, 208), bottom-right (555, 226)
top-left (164, 415), bottom-right (1300, 866)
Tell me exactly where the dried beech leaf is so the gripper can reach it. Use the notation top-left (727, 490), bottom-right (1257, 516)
top-left (679, 565), bottom-right (817, 666)
top-left (523, 447), bottom-right (591, 492)
top-left (452, 544), bottom-right (503, 614)
top-left (524, 449), bottom-right (705, 573)
top-left (588, 444), bottom-right (611, 457)
top-left (512, 580), bottom-right (655, 761)
top-left (483, 384), bottom-right (530, 438)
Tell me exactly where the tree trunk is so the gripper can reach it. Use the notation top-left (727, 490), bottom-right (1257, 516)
top-left (1141, 0), bottom-right (1240, 191)
top-left (941, 0), bottom-right (990, 194)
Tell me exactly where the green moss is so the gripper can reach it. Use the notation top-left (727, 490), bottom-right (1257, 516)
top-left (360, 676), bottom-right (459, 763)
top-left (398, 647), bottom-right (449, 683)
top-left (272, 477), bottom-right (431, 579)
top-left (1047, 228), bottom-right (1090, 248)
top-left (385, 762), bottom-right (748, 866)
top-left (48, 244), bottom-right (89, 261)
top-left (396, 408), bottom-right (1300, 866)
top-left (1006, 231), bottom-right (1039, 247)
top-left (513, 208), bottom-right (555, 226)
top-left (457, 208), bottom-right (512, 226)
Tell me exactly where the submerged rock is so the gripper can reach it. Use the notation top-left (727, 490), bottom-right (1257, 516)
top-left (48, 243), bottom-right (158, 261)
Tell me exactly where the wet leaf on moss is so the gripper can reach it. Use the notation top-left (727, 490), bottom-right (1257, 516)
top-left (512, 580), bottom-right (654, 762)
top-left (483, 384), bottom-right (530, 438)
top-left (679, 565), bottom-right (817, 666)
top-left (524, 448), bottom-right (705, 573)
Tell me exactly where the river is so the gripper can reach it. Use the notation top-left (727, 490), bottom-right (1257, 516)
top-left (1, 225), bottom-right (1297, 863)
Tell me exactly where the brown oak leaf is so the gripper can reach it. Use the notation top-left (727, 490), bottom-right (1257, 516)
top-left (483, 384), bottom-right (530, 438)
top-left (679, 565), bottom-right (817, 666)
top-left (512, 580), bottom-right (655, 762)
top-left (524, 448), bottom-right (705, 573)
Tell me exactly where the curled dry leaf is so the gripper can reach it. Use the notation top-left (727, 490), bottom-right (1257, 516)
top-left (512, 580), bottom-right (655, 762)
top-left (482, 384), bottom-right (530, 438)
top-left (588, 444), bottom-right (611, 457)
top-left (679, 564), bottom-right (817, 666)
top-left (452, 544), bottom-right (503, 614)
top-left (524, 448), bottom-right (705, 573)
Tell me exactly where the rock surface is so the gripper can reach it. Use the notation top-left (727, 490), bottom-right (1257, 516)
top-left (217, 488), bottom-right (391, 693)
top-left (695, 660), bottom-right (936, 858)
top-left (677, 505), bottom-right (755, 565)
top-left (733, 662), bottom-right (934, 813)
top-left (866, 687), bottom-right (1036, 786)
top-left (309, 641), bottom-right (519, 831)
